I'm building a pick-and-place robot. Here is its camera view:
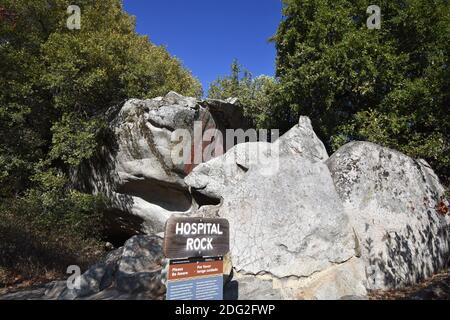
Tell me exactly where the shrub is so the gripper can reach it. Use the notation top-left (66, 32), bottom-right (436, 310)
top-left (208, 60), bottom-right (279, 128)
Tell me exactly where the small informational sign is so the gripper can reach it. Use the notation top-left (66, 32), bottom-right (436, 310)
top-left (164, 217), bottom-right (229, 259)
top-left (166, 256), bottom-right (224, 301)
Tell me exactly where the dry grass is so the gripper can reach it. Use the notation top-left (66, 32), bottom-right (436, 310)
top-left (0, 211), bottom-right (105, 291)
top-left (369, 268), bottom-right (450, 300)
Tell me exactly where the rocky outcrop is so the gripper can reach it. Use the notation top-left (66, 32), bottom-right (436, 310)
top-left (75, 92), bottom-right (247, 239)
top-left (185, 116), bottom-right (329, 203)
top-left (326, 141), bottom-right (450, 290)
top-left (12, 91), bottom-right (444, 301)
top-left (2, 90), bottom-right (448, 301)
top-left (184, 117), bottom-right (367, 299)
top-left (185, 116), bottom-right (449, 299)
top-left (209, 155), bottom-right (355, 279)
top-left (275, 116), bottom-right (329, 162)
top-left (60, 235), bottom-right (166, 300)
top-left (214, 155), bottom-right (368, 299)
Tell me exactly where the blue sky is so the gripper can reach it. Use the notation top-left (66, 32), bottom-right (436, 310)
top-left (123, 0), bottom-right (282, 93)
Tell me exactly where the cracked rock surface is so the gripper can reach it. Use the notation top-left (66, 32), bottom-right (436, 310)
top-left (73, 91), bottom-right (247, 238)
top-left (216, 155), bottom-right (355, 279)
top-left (185, 116), bottom-right (449, 299)
top-left (327, 141), bottom-right (450, 290)
top-left (4, 94), bottom-right (448, 300)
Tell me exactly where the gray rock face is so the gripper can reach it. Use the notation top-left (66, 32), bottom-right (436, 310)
top-left (185, 115), bottom-right (329, 203)
top-left (224, 258), bottom-right (368, 300)
top-left (224, 276), bottom-right (284, 300)
top-left (185, 142), bottom-right (277, 202)
top-left (187, 154), bottom-right (366, 299)
top-left (115, 236), bottom-right (164, 293)
top-left (66, 235), bottom-right (165, 300)
top-left (218, 155), bottom-right (355, 278)
top-left (75, 91), bottom-right (247, 237)
top-left (61, 236), bottom-right (164, 300)
top-left (117, 236), bottom-right (163, 274)
top-left (275, 116), bottom-right (329, 162)
top-left (9, 101), bottom-right (444, 301)
top-left (184, 117), bottom-right (367, 299)
top-left (185, 117), bottom-right (449, 299)
top-left (326, 142), bottom-right (450, 290)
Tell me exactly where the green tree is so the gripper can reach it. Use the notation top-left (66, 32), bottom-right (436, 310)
top-left (274, 0), bottom-right (449, 184)
top-left (0, 0), bottom-right (203, 282)
top-left (208, 60), bottom-right (279, 128)
top-left (0, 0), bottom-right (202, 197)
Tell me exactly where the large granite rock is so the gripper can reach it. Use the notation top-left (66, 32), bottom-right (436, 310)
top-left (9, 104), bottom-right (443, 301)
top-left (185, 116), bottom-right (329, 203)
top-left (326, 141), bottom-right (450, 290)
top-left (185, 117), bottom-right (449, 299)
top-left (74, 92), bottom-right (247, 238)
top-left (185, 117), bottom-right (368, 299)
top-left (216, 155), bottom-right (355, 278)
top-left (187, 153), bottom-right (367, 299)
top-left (62, 235), bottom-right (166, 300)
top-left (275, 116), bottom-right (329, 162)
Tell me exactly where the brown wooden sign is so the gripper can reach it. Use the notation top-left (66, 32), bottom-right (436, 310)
top-left (164, 217), bottom-right (229, 259)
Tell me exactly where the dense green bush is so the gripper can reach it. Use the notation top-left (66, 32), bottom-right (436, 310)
top-left (274, 0), bottom-right (449, 184)
top-left (208, 60), bottom-right (279, 128)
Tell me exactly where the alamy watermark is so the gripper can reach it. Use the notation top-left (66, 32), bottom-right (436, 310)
top-left (66, 265), bottom-right (81, 290)
top-left (67, 5), bottom-right (81, 30)
top-left (367, 5), bottom-right (381, 29)
top-left (65, 4), bottom-right (380, 31)
top-left (171, 122), bottom-right (281, 177)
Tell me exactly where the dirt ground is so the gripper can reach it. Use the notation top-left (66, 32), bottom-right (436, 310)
top-left (2, 269), bottom-right (450, 300)
top-left (369, 269), bottom-right (450, 300)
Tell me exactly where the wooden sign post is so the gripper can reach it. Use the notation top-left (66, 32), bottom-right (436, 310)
top-left (163, 217), bottom-right (229, 300)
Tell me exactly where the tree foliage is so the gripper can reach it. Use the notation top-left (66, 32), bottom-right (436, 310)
top-left (0, 0), bottom-right (202, 278)
top-left (0, 0), bottom-right (201, 198)
top-left (274, 0), bottom-right (449, 183)
top-left (208, 60), bottom-right (279, 128)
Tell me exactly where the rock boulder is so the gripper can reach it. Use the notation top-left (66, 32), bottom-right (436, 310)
top-left (326, 141), bottom-right (450, 290)
top-left (185, 117), bottom-right (449, 299)
top-left (75, 92), bottom-right (247, 238)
